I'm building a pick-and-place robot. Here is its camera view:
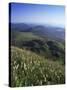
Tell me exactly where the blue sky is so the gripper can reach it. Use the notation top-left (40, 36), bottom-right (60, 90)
top-left (10, 3), bottom-right (65, 27)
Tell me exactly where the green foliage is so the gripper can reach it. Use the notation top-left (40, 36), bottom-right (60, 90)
top-left (11, 46), bottom-right (65, 87)
top-left (11, 31), bottom-right (65, 63)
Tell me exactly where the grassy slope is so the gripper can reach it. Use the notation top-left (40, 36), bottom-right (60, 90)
top-left (11, 46), bottom-right (65, 87)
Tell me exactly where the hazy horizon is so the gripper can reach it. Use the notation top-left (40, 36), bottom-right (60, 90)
top-left (10, 3), bottom-right (65, 28)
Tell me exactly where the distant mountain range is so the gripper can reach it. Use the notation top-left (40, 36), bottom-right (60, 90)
top-left (10, 23), bottom-right (65, 41)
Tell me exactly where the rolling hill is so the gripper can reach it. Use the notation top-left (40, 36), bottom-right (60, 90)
top-left (11, 23), bottom-right (65, 41)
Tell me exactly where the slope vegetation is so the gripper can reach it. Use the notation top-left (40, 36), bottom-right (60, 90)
top-left (11, 46), bottom-right (65, 87)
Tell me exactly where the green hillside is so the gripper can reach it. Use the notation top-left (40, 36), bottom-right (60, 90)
top-left (11, 46), bottom-right (65, 87)
top-left (11, 31), bottom-right (43, 43)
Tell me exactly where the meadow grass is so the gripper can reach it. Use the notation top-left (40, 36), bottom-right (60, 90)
top-left (11, 46), bottom-right (65, 87)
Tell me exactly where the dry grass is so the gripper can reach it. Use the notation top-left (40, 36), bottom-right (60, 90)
top-left (11, 46), bottom-right (65, 87)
